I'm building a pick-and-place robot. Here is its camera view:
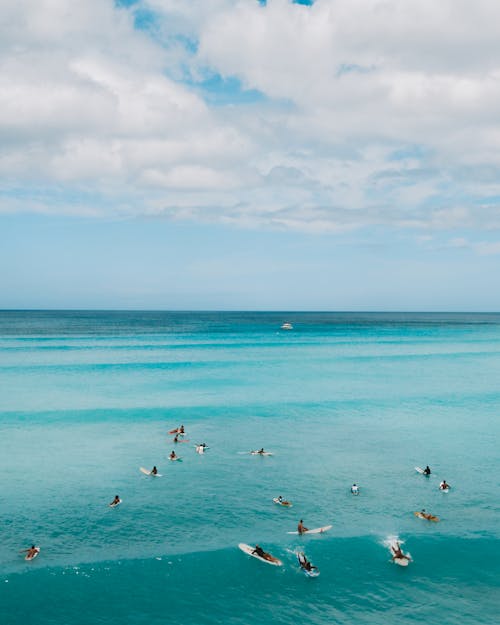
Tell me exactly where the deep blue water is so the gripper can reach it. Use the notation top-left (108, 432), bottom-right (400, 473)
top-left (0, 311), bottom-right (499, 624)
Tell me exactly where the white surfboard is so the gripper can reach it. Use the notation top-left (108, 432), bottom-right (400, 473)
top-left (169, 457), bottom-right (182, 462)
top-left (140, 467), bottom-right (162, 476)
top-left (287, 525), bottom-right (332, 535)
top-left (250, 451), bottom-right (273, 456)
top-left (238, 543), bottom-right (283, 566)
top-left (25, 547), bottom-right (40, 561)
top-left (415, 466), bottom-right (425, 474)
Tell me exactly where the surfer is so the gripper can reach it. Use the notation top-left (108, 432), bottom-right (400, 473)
top-left (252, 545), bottom-right (278, 563)
top-left (257, 448), bottom-right (265, 454)
top-left (298, 553), bottom-right (317, 572)
top-left (109, 495), bottom-right (121, 506)
top-left (169, 451), bottom-right (178, 460)
top-left (173, 434), bottom-right (180, 443)
top-left (391, 542), bottom-right (410, 562)
top-left (439, 480), bottom-right (450, 490)
top-left (276, 495), bottom-right (291, 506)
top-left (419, 509), bottom-right (434, 520)
top-left (179, 425), bottom-right (185, 434)
top-left (351, 483), bottom-right (359, 494)
top-left (423, 466), bottom-right (431, 475)
top-left (298, 519), bottom-right (309, 534)
top-left (252, 545), bottom-right (266, 558)
top-left (151, 466), bottom-right (158, 475)
top-left (21, 545), bottom-right (38, 559)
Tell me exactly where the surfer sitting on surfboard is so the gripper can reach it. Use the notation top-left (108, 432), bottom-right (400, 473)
top-left (351, 483), bottom-right (359, 494)
top-left (298, 520), bottom-right (309, 534)
top-left (423, 466), bottom-right (431, 475)
top-left (391, 542), bottom-right (410, 562)
top-left (151, 466), bottom-right (158, 475)
top-left (169, 451), bottom-right (178, 460)
top-left (440, 480), bottom-right (450, 490)
top-left (109, 495), bottom-right (121, 507)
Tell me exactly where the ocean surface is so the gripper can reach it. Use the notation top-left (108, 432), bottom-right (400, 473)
top-left (0, 310), bottom-right (499, 625)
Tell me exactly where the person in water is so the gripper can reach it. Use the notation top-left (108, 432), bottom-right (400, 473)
top-left (257, 448), bottom-right (265, 454)
top-left (277, 495), bottom-right (291, 505)
top-left (391, 541), bottom-right (410, 561)
top-left (351, 483), bottom-right (359, 494)
top-left (298, 519), bottom-right (309, 534)
top-left (22, 545), bottom-right (38, 559)
top-left (173, 434), bottom-right (180, 443)
top-left (423, 466), bottom-right (431, 475)
top-left (169, 451), bottom-right (178, 460)
top-left (151, 466), bottom-right (158, 475)
top-left (440, 480), bottom-right (450, 490)
top-left (179, 425), bottom-right (185, 434)
top-left (109, 495), bottom-right (121, 506)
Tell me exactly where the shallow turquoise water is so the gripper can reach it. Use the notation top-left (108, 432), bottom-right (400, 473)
top-left (0, 311), bottom-right (499, 624)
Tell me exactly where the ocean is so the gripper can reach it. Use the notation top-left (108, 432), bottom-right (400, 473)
top-left (0, 311), bottom-right (498, 624)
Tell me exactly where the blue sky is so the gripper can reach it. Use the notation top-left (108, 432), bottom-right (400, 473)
top-left (1, 0), bottom-right (500, 310)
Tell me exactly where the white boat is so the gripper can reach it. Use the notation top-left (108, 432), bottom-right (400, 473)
top-left (281, 322), bottom-right (293, 330)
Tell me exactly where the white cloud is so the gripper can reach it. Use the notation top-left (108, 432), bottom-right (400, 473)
top-left (1, 0), bottom-right (500, 238)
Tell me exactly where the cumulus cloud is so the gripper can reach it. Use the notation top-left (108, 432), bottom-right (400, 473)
top-left (1, 0), bottom-right (500, 238)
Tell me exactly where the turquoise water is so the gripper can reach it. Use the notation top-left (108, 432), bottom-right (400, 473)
top-left (0, 311), bottom-right (499, 624)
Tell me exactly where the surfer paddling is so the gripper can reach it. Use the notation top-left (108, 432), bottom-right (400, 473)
top-left (21, 545), bottom-right (39, 560)
top-left (391, 541), bottom-right (411, 562)
top-left (252, 545), bottom-right (280, 564)
top-left (298, 552), bottom-right (318, 573)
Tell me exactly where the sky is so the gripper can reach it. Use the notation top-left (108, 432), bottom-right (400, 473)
top-left (1, 0), bottom-right (500, 310)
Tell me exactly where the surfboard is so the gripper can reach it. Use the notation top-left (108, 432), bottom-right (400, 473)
top-left (273, 497), bottom-right (292, 507)
top-left (169, 457), bottom-right (182, 462)
top-left (414, 511), bottom-right (439, 522)
top-left (389, 540), bottom-right (410, 566)
top-left (109, 499), bottom-right (122, 507)
top-left (250, 451), bottom-right (273, 456)
top-left (238, 543), bottom-right (283, 566)
top-left (297, 552), bottom-right (320, 577)
top-left (287, 525), bottom-right (332, 535)
top-left (25, 547), bottom-right (40, 561)
top-left (140, 467), bottom-right (162, 476)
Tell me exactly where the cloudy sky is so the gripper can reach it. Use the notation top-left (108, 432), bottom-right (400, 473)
top-left (1, 0), bottom-right (500, 310)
